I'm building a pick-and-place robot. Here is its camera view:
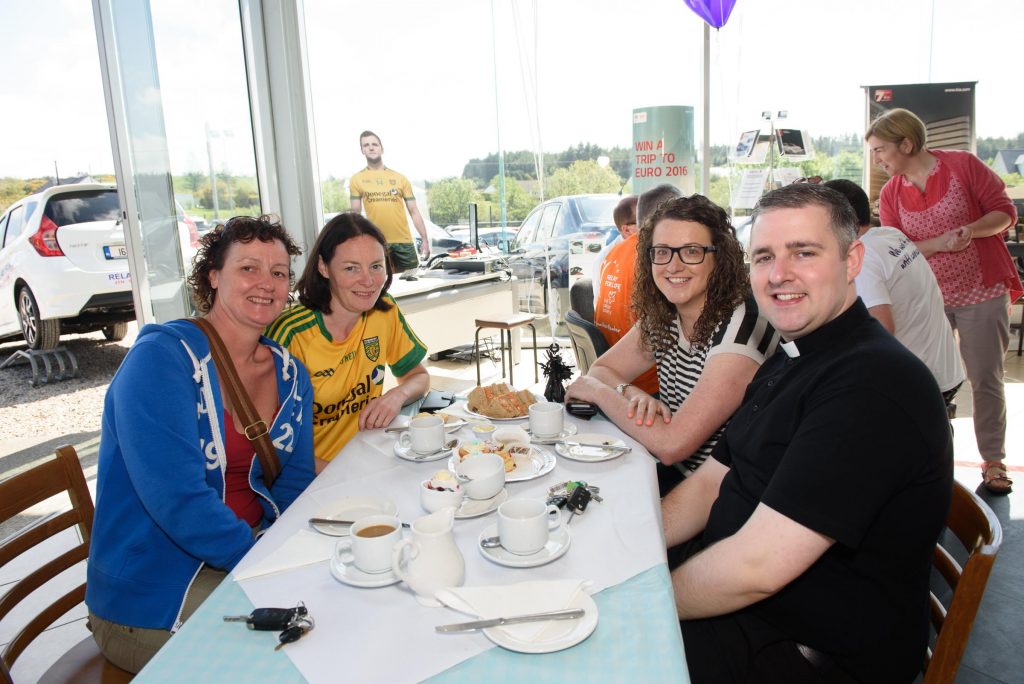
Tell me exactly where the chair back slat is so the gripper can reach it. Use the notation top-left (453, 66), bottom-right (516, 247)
top-left (0, 446), bottom-right (95, 675)
top-left (923, 480), bottom-right (1002, 684)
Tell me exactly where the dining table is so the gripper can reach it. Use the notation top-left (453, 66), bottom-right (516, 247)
top-left (135, 401), bottom-right (689, 683)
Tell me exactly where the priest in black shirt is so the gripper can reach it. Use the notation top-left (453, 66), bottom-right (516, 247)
top-left (663, 184), bottom-right (952, 683)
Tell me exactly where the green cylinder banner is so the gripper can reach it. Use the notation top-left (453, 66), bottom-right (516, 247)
top-left (631, 105), bottom-right (695, 195)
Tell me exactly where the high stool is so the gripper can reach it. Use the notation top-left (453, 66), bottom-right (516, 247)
top-left (474, 313), bottom-right (539, 387)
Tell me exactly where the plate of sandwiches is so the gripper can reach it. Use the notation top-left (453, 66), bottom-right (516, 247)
top-left (463, 383), bottom-right (539, 421)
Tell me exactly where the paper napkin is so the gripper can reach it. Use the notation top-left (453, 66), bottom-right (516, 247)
top-left (233, 529), bottom-right (334, 581)
top-left (435, 579), bottom-right (590, 642)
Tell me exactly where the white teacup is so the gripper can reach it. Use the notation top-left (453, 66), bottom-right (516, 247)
top-left (455, 452), bottom-right (506, 500)
top-left (399, 415), bottom-right (445, 454)
top-left (335, 515), bottom-right (402, 574)
top-left (528, 402), bottom-right (564, 438)
top-left (497, 498), bottom-right (562, 555)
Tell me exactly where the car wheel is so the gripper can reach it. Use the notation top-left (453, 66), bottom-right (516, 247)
top-left (17, 286), bottom-right (61, 350)
top-left (102, 322), bottom-right (128, 341)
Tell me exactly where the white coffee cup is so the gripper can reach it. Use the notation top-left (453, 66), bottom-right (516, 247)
top-left (399, 415), bottom-right (445, 454)
top-left (455, 452), bottom-right (506, 500)
top-left (528, 402), bottom-right (564, 438)
top-left (497, 498), bottom-right (562, 555)
top-left (335, 515), bottom-right (402, 574)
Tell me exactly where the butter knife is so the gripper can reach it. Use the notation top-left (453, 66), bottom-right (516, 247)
top-left (562, 441), bottom-right (631, 454)
top-left (435, 608), bottom-right (585, 633)
top-left (309, 518), bottom-right (410, 528)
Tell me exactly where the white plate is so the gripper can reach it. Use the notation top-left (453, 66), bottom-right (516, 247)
top-left (555, 433), bottom-right (628, 463)
top-left (329, 557), bottom-right (402, 588)
top-left (483, 591), bottom-right (599, 654)
top-left (393, 413), bottom-right (467, 433)
top-left (455, 487), bottom-right (509, 519)
top-left (523, 423), bottom-right (578, 444)
top-left (310, 496), bottom-right (398, 537)
top-left (448, 446), bottom-right (556, 483)
top-left (477, 522), bottom-right (571, 568)
top-left (461, 394), bottom-right (543, 422)
top-left (394, 439), bottom-right (459, 463)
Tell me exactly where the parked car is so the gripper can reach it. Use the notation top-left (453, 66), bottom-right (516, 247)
top-left (0, 184), bottom-right (135, 349)
top-left (414, 220), bottom-right (466, 255)
top-left (445, 224), bottom-right (519, 252)
top-left (504, 194), bottom-right (620, 315)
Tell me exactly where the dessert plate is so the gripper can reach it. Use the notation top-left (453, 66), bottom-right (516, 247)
top-left (310, 496), bottom-right (397, 537)
top-left (477, 522), bottom-right (571, 568)
top-left (329, 557), bottom-right (401, 588)
top-left (483, 591), bottom-right (598, 654)
top-left (555, 433), bottom-right (629, 463)
top-left (448, 446), bottom-right (555, 483)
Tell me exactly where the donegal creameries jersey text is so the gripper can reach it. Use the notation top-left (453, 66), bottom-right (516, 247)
top-left (349, 167), bottom-right (416, 245)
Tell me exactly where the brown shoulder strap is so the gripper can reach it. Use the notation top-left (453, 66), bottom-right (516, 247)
top-left (191, 317), bottom-right (281, 488)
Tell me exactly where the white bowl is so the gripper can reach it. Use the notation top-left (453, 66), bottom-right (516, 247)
top-left (420, 479), bottom-right (465, 513)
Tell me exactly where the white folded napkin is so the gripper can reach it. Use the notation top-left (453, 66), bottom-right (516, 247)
top-left (435, 579), bottom-right (589, 642)
top-left (233, 530), bottom-right (334, 581)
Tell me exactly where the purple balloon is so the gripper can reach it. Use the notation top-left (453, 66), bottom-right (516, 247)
top-left (683, 0), bottom-right (737, 28)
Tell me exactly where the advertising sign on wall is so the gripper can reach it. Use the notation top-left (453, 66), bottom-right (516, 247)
top-left (631, 106), bottom-right (695, 196)
top-left (863, 81), bottom-right (976, 202)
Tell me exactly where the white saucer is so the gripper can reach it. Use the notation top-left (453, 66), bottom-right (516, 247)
top-left (393, 413), bottom-right (467, 433)
top-left (524, 423), bottom-right (579, 444)
top-left (477, 522), bottom-right (571, 568)
top-left (483, 591), bottom-right (599, 654)
top-left (555, 433), bottom-right (628, 462)
top-left (311, 496), bottom-right (398, 537)
top-left (394, 439), bottom-right (459, 463)
top-left (455, 487), bottom-right (509, 519)
top-left (329, 557), bottom-right (401, 588)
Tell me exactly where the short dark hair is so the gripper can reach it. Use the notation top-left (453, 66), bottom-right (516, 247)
top-left (296, 212), bottom-right (393, 314)
top-left (823, 179), bottom-right (871, 228)
top-left (613, 196), bottom-right (638, 231)
top-left (751, 184), bottom-right (859, 257)
top-left (359, 130), bottom-right (381, 145)
top-left (188, 215), bottom-right (301, 314)
top-left (637, 184), bottom-right (683, 227)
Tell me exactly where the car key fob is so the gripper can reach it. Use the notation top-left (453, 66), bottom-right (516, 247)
top-left (565, 401), bottom-right (597, 418)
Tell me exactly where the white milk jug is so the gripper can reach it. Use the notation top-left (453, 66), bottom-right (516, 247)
top-left (391, 507), bottom-right (465, 606)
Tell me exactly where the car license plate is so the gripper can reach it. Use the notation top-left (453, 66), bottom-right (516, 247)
top-left (104, 244), bottom-right (128, 259)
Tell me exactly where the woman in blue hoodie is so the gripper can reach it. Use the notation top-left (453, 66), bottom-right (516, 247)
top-left (85, 215), bottom-right (316, 672)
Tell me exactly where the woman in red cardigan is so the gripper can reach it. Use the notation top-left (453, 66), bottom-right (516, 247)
top-left (866, 107), bottom-right (1021, 494)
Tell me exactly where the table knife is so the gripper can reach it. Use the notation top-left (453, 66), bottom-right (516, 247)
top-left (435, 608), bottom-right (585, 633)
top-left (562, 441), bottom-right (631, 454)
top-left (309, 518), bottom-right (410, 528)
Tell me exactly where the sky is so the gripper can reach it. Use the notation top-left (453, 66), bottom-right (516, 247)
top-left (1, 0), bottom-right (1022, 185)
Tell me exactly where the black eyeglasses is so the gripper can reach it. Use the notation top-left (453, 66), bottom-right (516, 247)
top-left (793, 175), bottom-right (822, 185)
top-left (648, 244), bottom-right (717, 265)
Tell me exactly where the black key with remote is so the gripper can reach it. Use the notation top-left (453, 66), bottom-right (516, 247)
top-left (565, 486), bottom-right (592, 525)
top-left (223, 605), bottom-right (306, 631)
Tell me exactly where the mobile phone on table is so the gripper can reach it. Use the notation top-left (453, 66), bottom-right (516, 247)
top-left (565, 401), bottom-right (597, 418)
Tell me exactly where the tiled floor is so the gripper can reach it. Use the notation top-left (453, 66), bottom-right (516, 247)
top-left (3, 342), bottom-right (1023, 682)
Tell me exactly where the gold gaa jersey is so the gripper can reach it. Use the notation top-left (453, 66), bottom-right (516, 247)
top-left (266, 297), bottom-right (426, 461)
top-left (349, 167), bottom-right (416, 245)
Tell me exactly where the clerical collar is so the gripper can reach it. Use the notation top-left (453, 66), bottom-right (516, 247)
top-left (776, 299), bottom-right (870, 358)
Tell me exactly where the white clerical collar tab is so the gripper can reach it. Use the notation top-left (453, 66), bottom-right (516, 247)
top-left (780, 340), bottom-right (800, 358)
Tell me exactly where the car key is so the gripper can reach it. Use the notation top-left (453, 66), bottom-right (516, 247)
top-left (224, 604), bottom-right (307, 631)
top-left (564, 485), bottom-right (592, 525)
top-left (274, 617), bottom-right (314, 651)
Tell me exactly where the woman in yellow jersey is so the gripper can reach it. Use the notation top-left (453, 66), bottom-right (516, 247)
top-left (267, 213), bottom-right (429, 472)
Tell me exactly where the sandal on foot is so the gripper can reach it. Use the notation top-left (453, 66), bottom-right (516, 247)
top-left (982, 462), bottom-right (1013, 495)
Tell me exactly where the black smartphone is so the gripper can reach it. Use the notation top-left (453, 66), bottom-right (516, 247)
top-left (565, 401), bottom-right (598, 418)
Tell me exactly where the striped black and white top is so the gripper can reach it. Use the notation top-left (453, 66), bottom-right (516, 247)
top-left (654, 297), bottom-right (778, 474)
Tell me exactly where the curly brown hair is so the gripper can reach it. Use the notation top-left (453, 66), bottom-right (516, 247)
top-left (632, 195), bottom-right (749, 352)
top-left (188, 215), bottom-right (302, 314)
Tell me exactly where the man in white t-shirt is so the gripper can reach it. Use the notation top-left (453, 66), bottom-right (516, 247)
top-left (825, 179), bottom-right (964, 399)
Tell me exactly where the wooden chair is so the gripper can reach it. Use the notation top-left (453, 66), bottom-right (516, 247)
top-left (923, 479), bottom-right (1003, 683)
top-left (564, 309), bottom-right (610, 375)
top-left (473, 313), bottom-right (539, 387)
top-left (0, 445), bottom-right (132, 683)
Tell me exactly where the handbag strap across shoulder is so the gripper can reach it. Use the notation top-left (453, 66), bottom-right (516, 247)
top-left (190, 317), bottom-right (281, 488)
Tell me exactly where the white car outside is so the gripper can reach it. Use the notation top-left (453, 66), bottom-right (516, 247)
top-left (0, 183), bottom-right (136, 349)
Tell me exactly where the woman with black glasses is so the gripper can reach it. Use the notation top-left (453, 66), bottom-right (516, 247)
top-left (566, 195), bottom-right (778, 495)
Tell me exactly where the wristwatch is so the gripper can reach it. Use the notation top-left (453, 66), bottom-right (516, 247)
top-left (614, 383), bottom-right (632, 396)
